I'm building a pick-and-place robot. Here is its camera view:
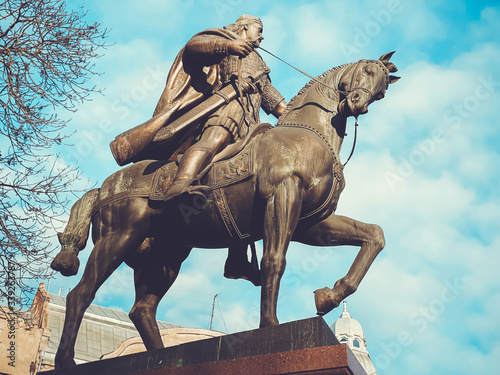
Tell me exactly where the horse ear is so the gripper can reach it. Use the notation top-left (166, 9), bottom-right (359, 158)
top-left (379, 51), bottom-right (396, 64)
top-left (389, 75), bottom-right (401, 84)
top-left (386, 62), bottom-right (398, 73)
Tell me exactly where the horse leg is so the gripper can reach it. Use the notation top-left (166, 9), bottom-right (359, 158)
top-left (55, 210), bottom-right (149, 368)
top-left (129, 242), bottom-right (191, 350)
top-left (294, 213), bottom-right (385, 315)
top-left (260, 177), bottom-right (301, 327)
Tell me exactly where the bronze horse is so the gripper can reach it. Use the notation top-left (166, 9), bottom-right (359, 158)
top-left (51, 52), bottom-right (399, 368)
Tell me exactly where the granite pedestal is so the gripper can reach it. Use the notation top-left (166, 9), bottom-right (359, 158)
top-left (41, 317), bottom-right (367, 375)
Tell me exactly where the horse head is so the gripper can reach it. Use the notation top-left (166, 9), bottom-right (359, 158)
top-left (339, 51), bottom-right (400, 118)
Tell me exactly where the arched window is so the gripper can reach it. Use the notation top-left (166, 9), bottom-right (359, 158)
top-left (339, 337), bottom-right (347, 344)
top-left (353, 339), bottom-right (360, 348)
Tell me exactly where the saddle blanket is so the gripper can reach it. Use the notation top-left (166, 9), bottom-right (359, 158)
top-left (149, 148), bottom-right (253, 200)
top-left (149, 148), bottom-right (254, 240)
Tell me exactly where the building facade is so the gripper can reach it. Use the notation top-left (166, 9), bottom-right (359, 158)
top-left (2, 284), bottom-right (378, 374)
top-left (0, 284), bottom-right (50, 375)
top-left (0, 283), bottom-right (223, 374)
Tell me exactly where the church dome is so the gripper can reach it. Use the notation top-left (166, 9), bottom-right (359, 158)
top-left (330, 301), bottom-right (367, 350)
top-left (329, 301), bottom-right (377, 374)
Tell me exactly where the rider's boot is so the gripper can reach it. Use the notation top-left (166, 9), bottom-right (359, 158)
top-left (224, 245), bottom-right (261, 286)
top-left (163, 147), bottom-right (212, 201)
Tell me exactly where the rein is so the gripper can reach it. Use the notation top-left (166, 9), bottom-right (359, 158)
top-left (343, 118), bottom-right (358, 167)
top-left (258, 46), bottom-right (379, 100)
top-left (260, 47), bottom-right (363, 166)
top-left (258, 46), bottom-right (340, 94)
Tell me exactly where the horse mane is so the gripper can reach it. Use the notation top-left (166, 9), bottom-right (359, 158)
top-left (280, 62), bottom-right (352, 118)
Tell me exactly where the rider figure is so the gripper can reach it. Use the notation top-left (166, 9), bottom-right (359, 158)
top-left (154, 15), bottom-right (287, 285)
top-left (162, 14), bottom-right (287, 200)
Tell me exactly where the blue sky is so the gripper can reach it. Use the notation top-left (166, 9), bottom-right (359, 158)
top-left (41, 1), bottom-right (500, 373)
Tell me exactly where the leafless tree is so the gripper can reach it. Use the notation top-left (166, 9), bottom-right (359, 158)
top-left (0, 0), bottom-right (108, 307)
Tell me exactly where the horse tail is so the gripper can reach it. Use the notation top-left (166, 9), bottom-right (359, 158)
top-left (50, 189), bottom-right (100, 276)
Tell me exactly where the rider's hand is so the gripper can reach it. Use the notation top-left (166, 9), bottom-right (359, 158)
top-left (228, 40), bottom-right (254, 58)
top-left (240, 77), bottom-right (257, 93)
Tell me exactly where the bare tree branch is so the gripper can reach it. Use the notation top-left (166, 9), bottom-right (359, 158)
top-left (0, 0), bottom-right (108, 307)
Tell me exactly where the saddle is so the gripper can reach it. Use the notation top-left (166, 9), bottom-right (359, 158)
top-left (149, 123), bottom-right (271, 201)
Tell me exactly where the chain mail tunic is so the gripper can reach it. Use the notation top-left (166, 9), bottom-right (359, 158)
top-left (204, 51), bottom-right (284, 141)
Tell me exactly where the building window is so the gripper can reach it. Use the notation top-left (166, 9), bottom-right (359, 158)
top-left (340, 337), bottom-right (347, 344)
top-left (353, 339), bottom-right (360, 348)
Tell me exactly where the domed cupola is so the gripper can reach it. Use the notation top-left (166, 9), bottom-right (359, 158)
top-left (330, 301), bottom-right (377, 374)
top-left (331, 301), bottom-right (367, 351)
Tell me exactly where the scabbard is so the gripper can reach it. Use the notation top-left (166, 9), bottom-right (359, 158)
top-left (153, 69), bottom-right (266, 142)
top-left (110, 70), bottom-right (266, 166)
top-left (153, 81), bottom-right (238, 143)
top-left (110, 106), bottom-right (178, 166)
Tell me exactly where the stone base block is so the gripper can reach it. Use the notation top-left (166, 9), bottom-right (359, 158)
top-left (41, 317), bottom-right (366, 375)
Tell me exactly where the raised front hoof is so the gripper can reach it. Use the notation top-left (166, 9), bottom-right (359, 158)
top-left (314, 287), bottom-right (340, 316)
top-left (51, 251), bottom-right (79, 276)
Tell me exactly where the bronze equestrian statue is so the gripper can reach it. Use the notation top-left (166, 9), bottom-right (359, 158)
top-left (110, 15), bottom-right (286, 285)
top-left (50, 18), bottom-right (399, 369)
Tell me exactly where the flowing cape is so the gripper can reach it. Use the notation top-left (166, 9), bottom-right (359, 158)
top-left (153, 28), bottom-right (240, 118)
top-left (130, 28), bottom-right (241, 162)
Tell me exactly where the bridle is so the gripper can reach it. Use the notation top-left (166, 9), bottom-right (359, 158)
top-left (259, 46), bottom-right (388, 103)
top-left (258, 47), bottom-right (389, 165)
top-left (345, 59), bottom-right (390, 103)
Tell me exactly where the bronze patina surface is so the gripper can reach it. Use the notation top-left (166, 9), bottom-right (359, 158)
top-left (50, 14), bottom-right (399, 369)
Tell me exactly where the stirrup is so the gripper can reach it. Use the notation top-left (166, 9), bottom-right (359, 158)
top-left (186, 184), bottom-right (211, 198)
top-left (162, 177), bottom-right (192, 201)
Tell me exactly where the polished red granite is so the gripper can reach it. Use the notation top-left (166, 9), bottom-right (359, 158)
top-left (147, 344), bottom-right (366, 375)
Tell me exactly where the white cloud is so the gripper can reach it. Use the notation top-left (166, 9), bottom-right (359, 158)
top-left (58, 37), bottom-right (173, 183)
top-left (397, 5), bottom-right (448, 42)
top-left (216, 303), bottom-right (260, 333)
top-left (95, 265), bottom-right (135, 308)
top-left (468, 6), bottom-right (500, 41)
top-left (95, 0), bottom-right (189, 37)
top-left (290, 5), bottom-right (344, 66)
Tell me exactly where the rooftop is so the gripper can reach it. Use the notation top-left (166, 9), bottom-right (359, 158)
top-left (45, 292), bottom-right (182, 363)
top-left (48, 293), bottom-right (181, 331)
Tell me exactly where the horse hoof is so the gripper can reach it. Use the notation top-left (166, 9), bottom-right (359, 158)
top-left (314, 287), bottom-right (339, 316)
top-left (51, 252), bottom-right (79, 276)
top-left (55, 356), bottom-right (76, 369)
top-left (259, 317), bottom-right (279, 327)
